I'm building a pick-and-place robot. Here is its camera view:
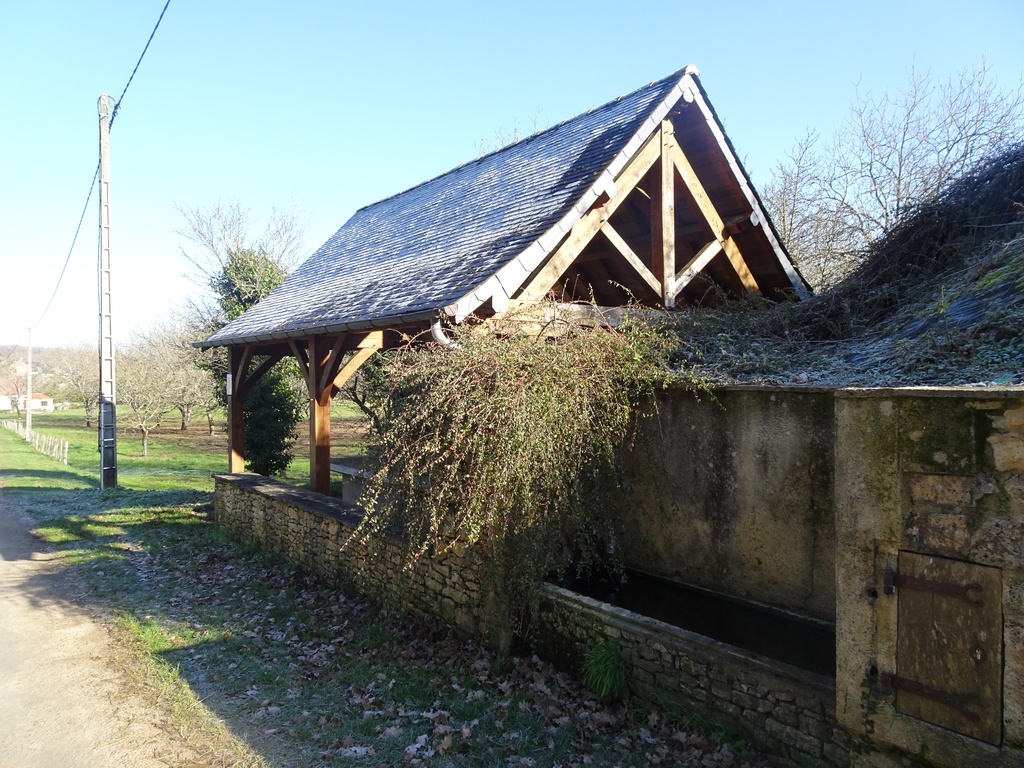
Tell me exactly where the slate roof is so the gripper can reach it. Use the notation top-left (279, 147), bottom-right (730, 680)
top-left (203, 66), bottom-right (797, 348)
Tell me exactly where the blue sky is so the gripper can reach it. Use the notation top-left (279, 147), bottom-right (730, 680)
top-left (2, 0), bottom-right (1023, 348)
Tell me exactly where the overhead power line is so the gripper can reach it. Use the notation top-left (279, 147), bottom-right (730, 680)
top-left (109, 0), bottom-right (173, 130)
top-left (26, 0), bottom-right (173, 333)
top-left (32, 165), bottom-right (100, 329)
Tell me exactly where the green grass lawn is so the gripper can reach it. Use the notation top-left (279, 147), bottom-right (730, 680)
top-left (2, 401), bottom-right (369, 493)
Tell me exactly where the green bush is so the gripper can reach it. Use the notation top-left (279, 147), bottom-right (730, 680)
top-left (353, 302), bottom-right (678, 629)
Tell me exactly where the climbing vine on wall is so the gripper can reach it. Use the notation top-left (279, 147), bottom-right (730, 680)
top-left (352, 303), bottom-right (677, 630)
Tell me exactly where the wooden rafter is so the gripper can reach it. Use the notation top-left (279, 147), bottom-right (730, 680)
top-left (519, 118), bottom-right (765, 309)
top-left (331, 331), bottom-right (383, 395)
top-left (598, 221), bottom-right (660, 296)
top-left (519, 130), bottom-right (662, 300)
top-left (651, 121), bottom-right (676, 306)
top-left (664, 134), bottom-right (761, 295)
top-left (288, 339), bottom-right (310, 382)
top-left (244, 351), bottom-right (286, 393)
top-left (666, 239), bottom-right (722, 301)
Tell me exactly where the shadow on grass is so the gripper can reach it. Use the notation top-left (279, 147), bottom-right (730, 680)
top-left (0, 467), bottom-right (100, 488)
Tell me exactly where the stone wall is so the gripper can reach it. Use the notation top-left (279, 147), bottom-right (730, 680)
top-left (214, 471), bottom-right (853, 765)
top-left (622, 386), bottom-right (836, 620)
top-left (834, 389), bottom-right (1024, 768)
top-left (214, 474), bottom-right (509, 647)
top-left (214, 385), bottom-right (1024, 768)
top-left (534, 585), bottom-right (855, 767)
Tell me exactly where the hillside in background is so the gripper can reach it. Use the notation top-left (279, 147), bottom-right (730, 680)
top-left (671, 143), bottom-right (1024, 387)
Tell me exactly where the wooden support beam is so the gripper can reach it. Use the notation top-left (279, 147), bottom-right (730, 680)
top-left (307, 335), bottom-right (333, 496)
top-left (721, 236), bottom-right (761, 294)
top-left (227, 345), bottom-right (250, 474)
top-left (288, 339), bottom-right (310, 381)
top-left (331, 331), bottom-right (383, 394)
top-left (665, 136), bottom-right (761, 295)
top-left (519, 130), bottom-right (662, 300)
top-left (244, 351), bottom-right (285, 392)
top-left (666, 239), bottom-right (722, 301)
top-left (317, 334), bottom-right (350, 395)
top-left (651, 121), bottom-right (676, 306)
top-left (598, 221), bottom-right (661, 296)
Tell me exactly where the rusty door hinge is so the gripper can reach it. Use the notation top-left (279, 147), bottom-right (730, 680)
top-left (883, 570), bottom-right (984, 606)
top-left (879, 672), bottom-right (981, 721)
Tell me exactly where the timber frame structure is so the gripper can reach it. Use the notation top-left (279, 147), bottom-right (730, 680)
top-left (200, 66), bottom-right (809, 495)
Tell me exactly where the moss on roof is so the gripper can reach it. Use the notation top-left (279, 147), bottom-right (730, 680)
top-left (670, 143), bottom-right (1024, 387)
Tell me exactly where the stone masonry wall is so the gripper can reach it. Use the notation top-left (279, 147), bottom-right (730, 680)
top-left (835, 389), bottom-right (1024, 768)
top-left (214, 473), bottom-right (509, 647)
top-left (534, 586), bottom-right (855, 767)
top-left (622, 386), bottom-right (836, 621)
top-left (214, 471), bottom-right (856, 766)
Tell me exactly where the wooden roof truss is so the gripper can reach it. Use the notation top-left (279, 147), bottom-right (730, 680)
top-left (518, 119), bottom-right (768, 310)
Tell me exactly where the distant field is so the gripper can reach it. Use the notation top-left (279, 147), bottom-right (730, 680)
top-left (1, 401), bottom-right (368, 493)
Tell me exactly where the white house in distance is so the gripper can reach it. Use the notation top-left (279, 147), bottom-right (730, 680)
top-left (19, 394), bottom-right (54, 412)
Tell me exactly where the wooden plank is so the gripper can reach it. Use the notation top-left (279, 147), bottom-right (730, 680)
top-left (667, 239), bottom-right (722, 300)
top-left (895, 552), bottom-right (1002, 745)
top-left (665, 138), bottom-right (725, 237)
top-left (722, 237), bottom-right (761, 294)
top-left (316, 333), bottom-right (349, 395)
top-left (599, 221), bottom-right (661, 295)
top-left (652, 121), bottom-right (675, 306)
top-left (331, 334), bottom-right (383, 394)
top-left (288, 339), bottom-right (310, 384)
top-left (227, 345), bottom-right (247, 473)
top-left (666, 138), bottom-right (761, 294)
top-left (307, 336), bottom-right (333, 496)
top-left (243, 351), bottom-right (285, 392)
top-left (518, 131), bottom-right (663, 300)
top-left (233, 344), bottom-right (255, 396)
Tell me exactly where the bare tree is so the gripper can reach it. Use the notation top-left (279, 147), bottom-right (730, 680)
top-left (177, 202), bottom-right (308, 472)
top-left (177, 200), bottom-right (306, 301)
top-left (138, 319), bottom-right (218, 431)
top-left (46, 344), bottom-right (100, 425)
top-left (117, 339), bottom-right (173, 457)
top-left (762, 61), bottom-right (1024, 289)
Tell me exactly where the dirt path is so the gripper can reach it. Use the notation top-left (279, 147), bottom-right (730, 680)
top-left (0, 500), bottom-right (206, 768)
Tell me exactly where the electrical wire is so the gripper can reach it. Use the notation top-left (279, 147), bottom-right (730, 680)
top-left (0, 337), bottom-right (26, 368)
top-left (32, 165), bottom-right (100, 329)
top-left (109, 0), bottom-right (173, 130)
top-left (22, 0), bottom-right (172, 337)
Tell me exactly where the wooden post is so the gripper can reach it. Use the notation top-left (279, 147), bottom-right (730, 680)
top-left (651, 120), bottom-right (676, 307)
top-left (227, 345), bottom-right (246, 473)
top-left (308, 336), bottom-right (334, 496)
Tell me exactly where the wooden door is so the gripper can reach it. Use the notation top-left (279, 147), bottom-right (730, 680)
top-left (886, 551), bottom-right (1002, 745)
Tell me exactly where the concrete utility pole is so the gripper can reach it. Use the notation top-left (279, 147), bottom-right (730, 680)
top-left (25, 327), bottom-right (32, 437)
top-left (97, 94), bottom-right (117, 489)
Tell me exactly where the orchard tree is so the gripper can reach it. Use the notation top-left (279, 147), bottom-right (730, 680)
top-left (117, 339), bottom-right (172, 457)
top-left (763, 62), bottom-right (1024, 288)
top-left (47, 344), bottom-right (100, 425)
top-left (178, 201), bottom-right (307, 476)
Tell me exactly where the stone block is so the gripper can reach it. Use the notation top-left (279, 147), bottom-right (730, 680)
top-left (906, 474), bottom-right (974, 508)
top-left (773, 703), bottom-right (799, 728)
top-left (990, 432), bottom-right (1024, 473)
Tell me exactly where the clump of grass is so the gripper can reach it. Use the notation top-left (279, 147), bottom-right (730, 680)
top-left (582, 638), bottom-right (631, 701)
